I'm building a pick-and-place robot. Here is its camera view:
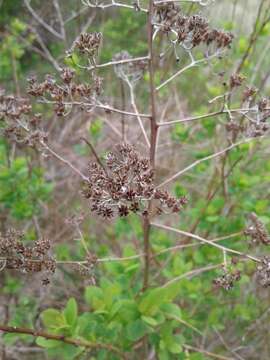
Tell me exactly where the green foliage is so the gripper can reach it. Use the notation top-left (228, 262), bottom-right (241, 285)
top-left (1, 2), bottom-right (270, 360)
top-left (0, 18), bottom-right (34, 83)
top-left (99, 8), bottom-right (148, 61)
top-left (0, 143), bottom-right (53, 219)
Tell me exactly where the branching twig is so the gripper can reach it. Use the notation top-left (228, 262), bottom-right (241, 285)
top-left (24, 0), bottom-right (64, 40)
top-left (0, 325), bottom-right (127, 359)
top-left (151, 222), bottom-right (260, 262)
top-left (157, 107), bottom-right (268, 127)
top-left (157, 137), bottom-right (258, 188)
top-left (82, 0), bottom-right (148, 12)
top-left (126, 79), bottom-right (150, 148)
top-left (156, 52), bottom-right (222, 91)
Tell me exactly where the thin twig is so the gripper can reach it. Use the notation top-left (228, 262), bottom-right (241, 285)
top-left (157, 107), bottom-right (266, 127)
top-left (82, 0), bottom-right (148, 12)
top-left (87, 56), bottom-right (150, 71)
top-left (157, 137), bottom-right (258, 188)
top-left (156, 52), bottom-right (222, 91)
top-left (0, 325), bottom-right (127, 359)
top-left (126, 79), bottom-right (150, 148)
top-left (42, 142), bottom-right (88, 181)
top-left (53, 0), bottom-right (67, 43)
top-left (183, 344), bottom-right (234, 360)
top-left (151, 222), bottom-right (260, 263)
top-left (38, 99), bottom-right (151, 118)
top-left (24, 0), bottom-right (63, 40)
top-left (80, 137), bottom-right (107, 174)
top-left (162, 264), bottom-right (222, 288)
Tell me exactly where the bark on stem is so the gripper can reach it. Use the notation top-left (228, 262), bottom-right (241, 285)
top-left (142, 0), bottom-right (159, 290)
top-left (0, 324), bottom-right (127, 359)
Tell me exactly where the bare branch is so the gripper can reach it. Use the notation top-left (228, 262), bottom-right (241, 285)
top-left (24, 0), bottom-right (64, 40)
top-left (39, 99), bottom-right (151, 118)
top-left (157, 107), bottom-right (265, 127)
top-left (28, 26), bottom-right (61, 71)
top-left (183, 344), bottom-right (235, 360)
top-left (42, 142), bottom-right (88, 181)
top-left (82, 0), bottom-right (148, 12)
top-left (126, 79), bottom-right (150, 148)
top-left (156, 52), bottom-right (223, 91)
top-left (162, 264), bottom-right (222, 288)
top-left (0, 325), bottom-right (127, 359)
top-left (157, 137), bottom-right (258, 188)
top-left (154, 0), bottom-right (213, 5)
top-left (53, 0), bottom-right (67, 42)
top-left (87, 56), bottom-right (150, 71)
top-left (151, 222), bottom-right (260, 262)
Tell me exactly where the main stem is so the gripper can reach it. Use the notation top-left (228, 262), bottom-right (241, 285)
top-left (143, 0), bottom-right (159, 290)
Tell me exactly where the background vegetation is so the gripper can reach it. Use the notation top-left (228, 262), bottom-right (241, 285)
top-left (0, 0), bottom-right (270, 359)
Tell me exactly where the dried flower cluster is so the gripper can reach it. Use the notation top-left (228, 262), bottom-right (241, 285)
top-left (229, 73), bottom-right (246, 89)
top-left (27, 70), bottom-right (102, 116)
top-left (246, 98), bottom-right (270, 138)
top-left (244, 213), bottom-right (270, 246)
top-left (0, 89), bottom-right (31, 119)
top-left (82, 143), bottom-right (187, 219)
top-left (213, 266), bottom-right (241, 290)
top-left (153, 3), bottom-right (233, 54)
top-left (224, 76), bottom-right (270, 139)
top-left (0, 89), bottom-right (48, 147)
top-left (113, 51), bottom-right (148, 84)
top-left (256, 256), bottom-right (270, 288)
top-left (70, 32), bottom-right (102, 60)
top-left (0, 229), bottom-right (55, 284)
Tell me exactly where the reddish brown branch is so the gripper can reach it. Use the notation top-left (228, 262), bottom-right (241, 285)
top-left (0, 324), bottom-right (127, 359)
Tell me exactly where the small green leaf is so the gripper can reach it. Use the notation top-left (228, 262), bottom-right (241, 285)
top-left (141, 315), bottom-right (158, 327)
top-left (63, 298), bottom-right (78, 327)
top-left (126, 319), bottom-right (149, 341)
top-left (36, 337), bottom-right (61, 349)
top-left (85, 286), bottom-right (105, 311)
top-left (161, 303), bottom-right (182, 319)
top-left (41, 309), bottom-right (65, 330)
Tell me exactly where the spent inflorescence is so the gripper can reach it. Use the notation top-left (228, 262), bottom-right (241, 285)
top-left (153, 3), bottom-right (233, 58)
top-left (82, 143), bottom-right (187, 219)
top-left (0, 229), bottom-right (56, 284)
top-left (223, 74), bottom-right (270, 139)
top-left (0, 89), bottom-right (48, 147)
top-left (256, 256), bottom-right (270, 288)
top-left (27, 69), bottom-right (102, 117)
top-left (70, 32), bottom-right (102, 60)
top-left (244, 213), bottom-right (270, 246)
top-left (213, 266), bottom-right (241, 291)
top-left (113, 51), bottom-right (148, 84)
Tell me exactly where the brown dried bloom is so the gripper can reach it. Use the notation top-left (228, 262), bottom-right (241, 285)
top-left (27, 71), bottom-right (102, 116)
top-left (153, 3), bottom-right (233, 57)
top-left (256, 256), bottom-right (270, 288)
top-left (0, 229), bottom-right (55, 282)
top-left (229, 73), bottom-right (245, 89)
top-left (213, 267), bottom-right (241, 290)
top-left (113, 51), bottom-right (148, 84)
top-left (70, 32), bottom-right (102, 59)
top-left (242, 86), bottom-right (258, 102)
top-left (0, 90), bottom-right (48, 147)
top-left (82, 143), bottom-right (187, 219)
top-left (244, 213), bottom-right (270, 246)
top-left (0, 92), bottom-right (31, 120)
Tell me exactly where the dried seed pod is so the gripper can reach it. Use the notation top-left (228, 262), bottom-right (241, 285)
top-left (82, 143), bottom-right (187, 219)
top-left (244, 213), bottom-right (270, 246)
top-left (256, 256), bottom-right (270, 288)
top-left (213, 268), bottom-right (241, 290)
top-left (0, 229), bottom-right (55, 281)
top-left (113, 51), bottom-right (147, 84)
